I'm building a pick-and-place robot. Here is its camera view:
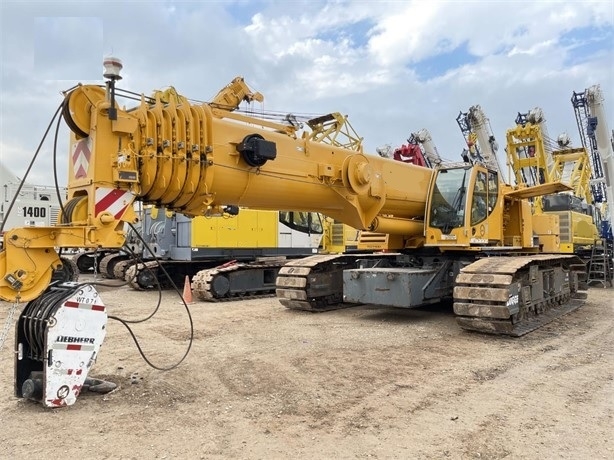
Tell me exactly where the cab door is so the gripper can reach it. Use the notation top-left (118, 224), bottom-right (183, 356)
top-left (468, 169), bottom-right (502, 245)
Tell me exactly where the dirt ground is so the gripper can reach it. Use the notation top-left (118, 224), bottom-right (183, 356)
top-left (0, 276), bottom-right (612, 460)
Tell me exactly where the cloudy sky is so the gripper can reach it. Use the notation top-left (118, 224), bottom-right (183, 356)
top-left (1, 0), bottom-right (612, 185)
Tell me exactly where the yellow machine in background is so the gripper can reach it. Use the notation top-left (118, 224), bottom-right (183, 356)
top-left (1, 59), bottom-right (589, 407)
top-left (505, 109), bottom-right (599, 253)
top-left (76, 206), bottom-right (325, 300)
top-left (194, 208), bottom-right (325, 249)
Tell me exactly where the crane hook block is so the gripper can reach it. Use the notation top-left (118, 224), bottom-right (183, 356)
top-left (237, 134), bottom-right (277, 167)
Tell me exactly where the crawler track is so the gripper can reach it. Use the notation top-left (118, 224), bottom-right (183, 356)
top-left (113, 259), bottom-right (136, 280)
top-left (191, 258), bottom-right (287, 301)
top-left (125, 261), bottom-right (160, 290)
top-left (453, 254), bottom-right (588, 336)
top-left (275, 254), bottom-right (361, 311)
top-left (99, 252), bottom-right (130, 279)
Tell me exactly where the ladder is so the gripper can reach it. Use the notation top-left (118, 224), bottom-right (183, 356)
top-left (587, 238), bottom-right (614, 288)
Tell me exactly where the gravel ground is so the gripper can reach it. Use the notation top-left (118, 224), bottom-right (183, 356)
top-left (1, 276), bottom-right (612, 459)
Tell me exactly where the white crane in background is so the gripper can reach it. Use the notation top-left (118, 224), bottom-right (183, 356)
top-left (572, 84), bottom-right (613, 238)
top-left (457, 105), bottom-right (505, 180)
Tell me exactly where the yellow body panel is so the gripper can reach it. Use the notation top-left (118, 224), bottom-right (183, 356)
top-left (499, 195), bottom-right (534, 248)
top-left (357, 231), bottom-right (389, 251)
top-left (532, 215), bottom-right (562, 252)
top-left (532, 214), bottom-right (559, 235)
top-left (546, 210), bottom-right (599, 247)
top-left (191, 209), bottom-right (277, 248)
top-left (538, 234), bottom-right (561, 252)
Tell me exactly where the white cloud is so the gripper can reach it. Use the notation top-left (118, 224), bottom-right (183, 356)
top-left (0, 0), bottom-right (612, 193)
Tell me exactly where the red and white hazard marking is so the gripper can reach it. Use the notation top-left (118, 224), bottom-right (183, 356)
top-left (64, 300), bottom-right (106, 311)
top-left (52, 343), bottom-right (96, 352)
top-left (95, 187), bottom-right (134, 220)
top-left (72, 138), bottom-right (92, 179)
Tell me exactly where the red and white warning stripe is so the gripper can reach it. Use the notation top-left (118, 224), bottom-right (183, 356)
top-left (95, 187), bottom-right (134, 220)
top-left (72, 138), bottom-right (92, 179)
top-left (64, 300), bottom-right (106, 311)
top-left (51, 343), bottom-right (96, 352)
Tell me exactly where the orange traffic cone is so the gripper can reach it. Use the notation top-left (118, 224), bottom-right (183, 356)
top-left (181, 275), bottom-right (194, 305)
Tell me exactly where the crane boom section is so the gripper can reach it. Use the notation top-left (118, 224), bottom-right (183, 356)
top-left (66, 85), bottom-right (431, 229)
top-left (505, 123), bottom-right (556, 188)
top-left (551, 147), bottom-right (593, 204)
top-left (586, 85), bottom-right (614, 227)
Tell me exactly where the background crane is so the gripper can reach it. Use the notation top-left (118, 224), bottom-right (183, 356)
top-left (571, 84), bottom-right (613, 241)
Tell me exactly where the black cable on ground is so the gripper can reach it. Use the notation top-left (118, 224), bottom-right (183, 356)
top-left (113, 242), bottom-right (164, 324)
top-left (104, 223), bottom-right (194, 371)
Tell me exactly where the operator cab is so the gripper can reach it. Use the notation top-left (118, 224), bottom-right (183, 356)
top-left (425, 164), bottom-right (502, 248)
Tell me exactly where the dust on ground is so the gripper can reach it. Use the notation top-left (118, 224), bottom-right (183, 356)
top-left (1, 277), bottom-right (612, 459)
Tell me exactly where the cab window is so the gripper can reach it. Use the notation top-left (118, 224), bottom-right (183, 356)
top-left (470, 171), bottom-right (488, 226)
top-left (279, 211), bottom-right (323, 234)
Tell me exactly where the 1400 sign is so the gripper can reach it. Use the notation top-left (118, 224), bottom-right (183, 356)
top-left (22, 206), bottom-right (46, 218)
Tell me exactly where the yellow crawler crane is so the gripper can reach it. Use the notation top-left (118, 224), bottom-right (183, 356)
top-left (506, 110), bottom-right (599, 253)
top-left (0, 60), bottom-right (587, 407)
